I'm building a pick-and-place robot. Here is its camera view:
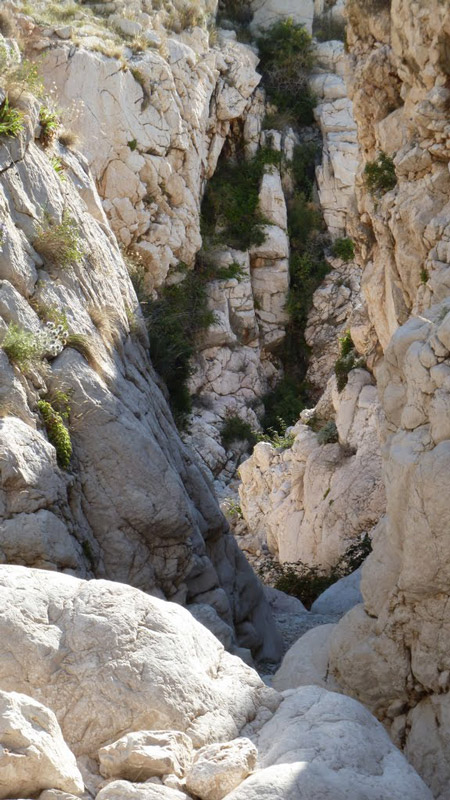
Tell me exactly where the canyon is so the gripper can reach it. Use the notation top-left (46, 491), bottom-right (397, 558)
top-left (0, 0), bottom-right (448, 799)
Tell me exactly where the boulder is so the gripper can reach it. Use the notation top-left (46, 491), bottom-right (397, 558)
top-left (0, 690), bottom-right (83, 800)
top-left (186, 738), bottom-right (257, 800)
top-left (98, 730), bottom-right (194, 781)
top-left (228, 687), bottom-right (433, 799)
top-left (0, 567), bottom-right (279, 757)
top-left (96, 781), bottom-right (190, 800)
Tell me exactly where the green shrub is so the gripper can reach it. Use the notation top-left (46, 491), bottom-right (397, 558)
top-left (144, 266), bottom-right (216, 427)
top-left (215, 261), bottom-right (246, 281)
top-left (261, 376), bottom-right (307, 433)
top-left (420, 267), bottom-right (429, 284)
top-left (257, 19), bottom-right (317, 125)
top-left (1, 323), bottom-right (42, 371)
top-left (39, 106), bottom-right (59, 147)
top-left (217, 0), bottom-right (253, 25)
top-left (201, 150), bottom-right (276, 250)
top-left (221, 415), bottom-right (256, 449)
top-left (334, 330), bottom-right (365, 392)
top-left (364, 152), bottom-right (397, 194)
top-left (290, 142), bottom-right (318, 201)
top-left (256, 418), bottom-right (295, 450)
top-left (258, 533), bottom-right (372, 608)
top-left (0, 96), bottom-right (24, 137)
top-left (34, 211), bottom-right (83, 269)
top-left (332, 237), bottom-right (355, 262)
top-left (317, 420), bottom-right (338, 444)
top-left (50, 156), bottom-right (66, 181)
top-left (37, 399), bottom-right (72, 469)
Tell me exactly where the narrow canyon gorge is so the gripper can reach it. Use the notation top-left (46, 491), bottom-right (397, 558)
top-left (0, 0), bottom-right (448, 798)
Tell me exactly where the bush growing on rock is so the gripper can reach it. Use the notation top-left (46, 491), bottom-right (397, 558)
top-left (1, 323), bottom-right (43, 371)
top-left (334, 330), bottom-right (365, 392)
top-left (331, 237), bottom-right (355, 262)
top-left (364, 152), bottom-right (397, 194)
top-left (317, 420), bottom-right (338, 444)
top-left (221, 415), bottom-right (257, 449)
top-left (257, 19), bottom-right (317, 125)
top-left (259, 535), bottom-right (372, 608)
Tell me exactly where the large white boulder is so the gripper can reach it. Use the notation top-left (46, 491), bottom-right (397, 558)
top-left (0, 690), bottom-right (83, 799)
top-left (0, 566), bottom-right (279, 757)
top-left (96, 781), bottom-right (189, 800)
top-left (226, 687), bottom-right (433, 799)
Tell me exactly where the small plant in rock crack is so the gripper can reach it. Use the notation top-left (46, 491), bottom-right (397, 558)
top-left (316, 420), bottom-right (338, 445)
top-left (221, 415), bottom-right (257, 450)
top-left (34, 211), bottom-right (83, 269)
top-left (364, 152), bottom-right (397, 194)
top-left (334, 330), bottom-right (366, 392)
top-left (0, 96), bottom-right (24, 137)
top-left (258, 534), bottom-right (372, 608)
top-left (37, 399), bottom-right (72, 469)
top-left (39, 106), bottom-right (60, 147)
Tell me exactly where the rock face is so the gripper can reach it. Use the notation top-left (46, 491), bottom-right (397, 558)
top-left (32, 9), bottom-right (291, 485)
top-left (238, 369), bottom-right (384, 568)
top-left (328, 303), bottom-right (450, 799)
top-left (0, 566), bottom-right (279, 756)
top-left (345, 0), bottom-right (450, 352)
top-left (0, 689), bottom-right (84, 799)
top-left (0, 53), bottom-right (280, 661)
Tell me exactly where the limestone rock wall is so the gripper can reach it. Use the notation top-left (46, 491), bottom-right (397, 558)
top-left (0, 55), bottom-right (280, 661)
top-left (346, 0), bottom-right (450, 353)
top-left (238, 369), bottom-right (385, 569)
top-left (320, 2), bottom-right (450, 797)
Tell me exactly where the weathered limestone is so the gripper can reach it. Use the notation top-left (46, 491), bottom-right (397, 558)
top-left (250, 0), bottom-right (314, 34)
top-left (0, 690), bottom-right (83, 800)
top-left (98, 731), bottom-right (194, 781)
top-left (328, 302), bottom-right (450, 799)
top-left (232, 686), bottom-right (433, 799)
top-left (238, 370), bottom-right (384, 568)
top-left (0, 566), bottom-right (279, 756)
top-left (185, 738), bottom-right (257, 800)
top-left (0, 101), bottom-right (279, 660)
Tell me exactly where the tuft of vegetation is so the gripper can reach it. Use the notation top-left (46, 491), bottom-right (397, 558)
top-left (256, 418), bottom-right (295, 450)
top-left (332, 237), bottom-right (355, 262)
top-left (215, 261), bottom-right (246, 282)
top-left (1, 323), bottom-right (42, 371)
top-left (290, 142), bottom-right (319, 200)
top-left (39, 106), bottom-right (59, 147)
top-left (334, 330), bottom-right (365, 392)
top-left (317, 420), bottom-right (338, 445)
top-left (65, 333), bottom-right (98, 370)
top-left (50, 156), bottom-right (66, 181)
top-left (201, 147), bottom-right (281, 251)
top-left (420, 267), bottom-right (429, 285)
top-left (258, 534), bottom-right (372, 608)
top-left (58, 128), bottom-right (79, 149)
top-left (34, 211), bottom-right (83, 269)
top-left (364, 151), bottom-right (397, 194)
top-left (37, 399), bottom-right (72, 469)
top-left (0, 96), bottom-right (24, 138)
top-left (128, 138), bottom-right (137, 151)
top-left (257, 19), bottom-right (317, 125)
top-left (221, 415), bottom-right (257, 449)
